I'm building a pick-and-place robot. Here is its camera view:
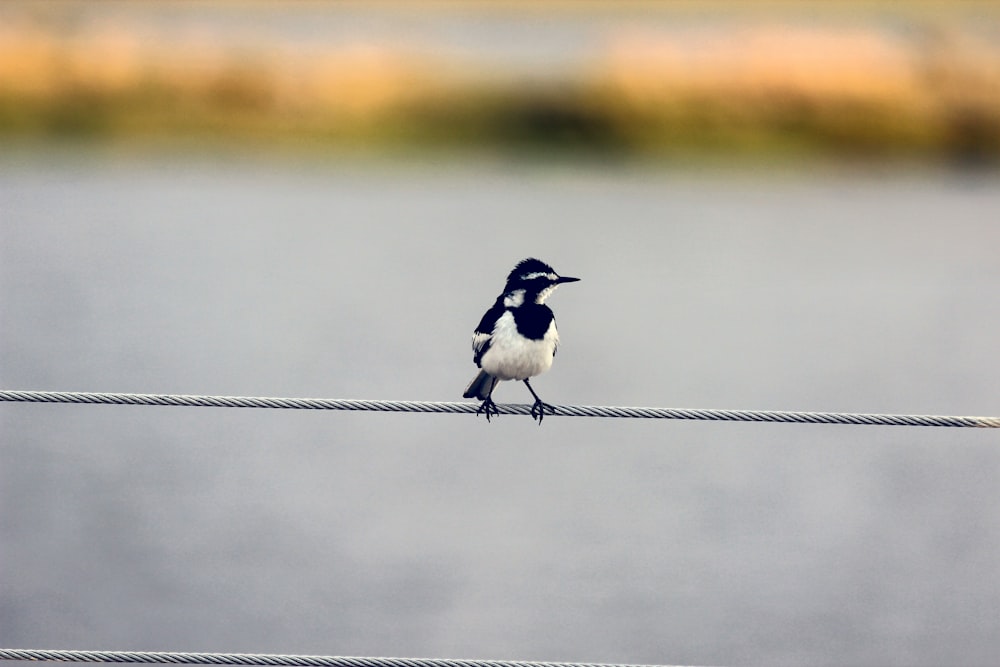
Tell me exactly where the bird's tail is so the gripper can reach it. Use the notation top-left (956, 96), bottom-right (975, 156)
top-left (463, 370), bottom-right (499, 400)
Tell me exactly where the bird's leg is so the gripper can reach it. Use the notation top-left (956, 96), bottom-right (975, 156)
top-left (523, 378), bottom-right (555, 424)
top-left (476, 397), bottom-right (499, 422)
top-left (476, 384), bottom-right (500, 422)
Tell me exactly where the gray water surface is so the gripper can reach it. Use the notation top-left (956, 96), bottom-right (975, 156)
top-left (2, 152), bottom-right (999, 667)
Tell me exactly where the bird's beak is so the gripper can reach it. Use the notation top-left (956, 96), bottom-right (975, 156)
top-left (557, 276), bottom-right (580, 284)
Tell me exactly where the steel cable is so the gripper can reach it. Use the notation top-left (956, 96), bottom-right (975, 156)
top-left (0, 649), bottom-right (690, 667)
top-left (1, 390), bottom-right (998, 428)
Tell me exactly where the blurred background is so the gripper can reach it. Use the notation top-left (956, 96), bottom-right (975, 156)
top-left (2, 3), bottom-right (1000, 667)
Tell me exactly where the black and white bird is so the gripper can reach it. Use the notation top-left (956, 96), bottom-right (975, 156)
top-left (463, 258), bottom-right (580, 423)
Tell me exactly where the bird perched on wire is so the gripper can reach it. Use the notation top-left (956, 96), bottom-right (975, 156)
top-left (463, 258), bottom-right (580, 424)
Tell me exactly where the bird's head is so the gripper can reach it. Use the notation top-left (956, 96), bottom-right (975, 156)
top-left (504, 258), bottom-right (580, 305)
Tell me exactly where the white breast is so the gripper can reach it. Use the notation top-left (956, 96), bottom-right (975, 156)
top-left (479, 310), bottom-right (559, 381)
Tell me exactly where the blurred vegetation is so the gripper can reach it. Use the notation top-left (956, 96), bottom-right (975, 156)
top-left (1, 3), bottom-right (999, 163)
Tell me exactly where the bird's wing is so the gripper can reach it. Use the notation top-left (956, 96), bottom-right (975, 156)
top-left (553, 316), bottom-right (559, 357)
top-left (471, 301), bottom-right (505, 366)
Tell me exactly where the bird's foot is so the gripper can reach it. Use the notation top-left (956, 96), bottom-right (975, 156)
top-left (530, 399), bottom-right (556, 424)
top-left (476, 397), bottom-right (500, 422)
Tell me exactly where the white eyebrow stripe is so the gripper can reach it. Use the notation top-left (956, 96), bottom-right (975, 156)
top-left (521, 272), bottom-right (558, 281)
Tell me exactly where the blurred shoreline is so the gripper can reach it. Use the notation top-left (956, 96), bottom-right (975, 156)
top-left (1, 2), bottom-right (999, 163)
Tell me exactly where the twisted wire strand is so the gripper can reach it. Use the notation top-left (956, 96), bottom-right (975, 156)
top-left (0, 649), bottom-right (689, 667)
top-left (1, 390), bottom-right (998, 428)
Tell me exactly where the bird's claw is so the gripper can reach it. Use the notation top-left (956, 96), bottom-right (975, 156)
top-left (530, 399), bottom-right (555, 424)
top-left (476, 397), bottom-right (500, 422)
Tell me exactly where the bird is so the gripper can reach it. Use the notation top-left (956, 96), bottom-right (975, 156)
top-left (463, 258), bottom-right (580, 424)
